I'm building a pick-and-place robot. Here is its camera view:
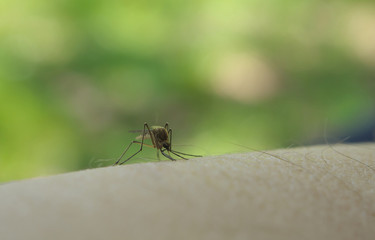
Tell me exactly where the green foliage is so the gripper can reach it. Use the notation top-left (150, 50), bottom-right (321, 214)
top-left (1, 0), bottom-right (374, 182)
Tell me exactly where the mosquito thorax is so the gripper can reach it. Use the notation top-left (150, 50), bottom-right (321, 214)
top-left (151, 127), bottom-right (169, 149)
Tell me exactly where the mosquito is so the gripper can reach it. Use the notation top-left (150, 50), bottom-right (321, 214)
top-left (113, 122), bottom-right (202, 165)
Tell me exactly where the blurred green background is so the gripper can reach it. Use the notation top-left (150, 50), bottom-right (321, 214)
top-left (1, 0), bottom-right (375, 183)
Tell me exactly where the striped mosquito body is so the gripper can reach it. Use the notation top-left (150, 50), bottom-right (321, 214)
top-left (113, 122), bottom-right (201, 165)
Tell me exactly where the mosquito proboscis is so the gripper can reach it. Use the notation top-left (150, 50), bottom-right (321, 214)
top-left (113, 122), bottom-right (202, 165)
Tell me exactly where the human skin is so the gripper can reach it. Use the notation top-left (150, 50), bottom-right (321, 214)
top-left (0, 143), bottom-right (374, 240)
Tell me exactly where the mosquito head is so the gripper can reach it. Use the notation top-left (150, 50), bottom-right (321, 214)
top-left (163, 142), bottom-right (171, 151)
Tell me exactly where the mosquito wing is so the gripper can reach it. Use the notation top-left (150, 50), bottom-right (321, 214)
top-left (129, 126), bottom-right (163, 133)
top-left (129, 125), bottom-right (165, 140)
top-left (128, 129), bottom-right (152, 140)
top-left (128, 129), bottom-right (149, 134)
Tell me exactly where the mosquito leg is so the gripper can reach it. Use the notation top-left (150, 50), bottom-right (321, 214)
top-left (170, 151), bottom-right (188, 160)
top-left (113, 141), bottom-right (135, 166)
top-left (168, 127), bottom-right (202, 159)
top-left (171, 150), bottom-right (202, 157)
top-left (164, 122), bottom-right (169, 131)
top-left (168, 128), bottom-right (173, 150)
top-left (114, 141), bottom-right (143, 165)
top-left (161, 149), bottom-right (176, 161)
top-left (114, 123), bottom-right (147, 166)
top-left (145, 123), bottom-right (156, 149)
